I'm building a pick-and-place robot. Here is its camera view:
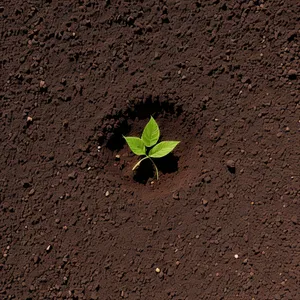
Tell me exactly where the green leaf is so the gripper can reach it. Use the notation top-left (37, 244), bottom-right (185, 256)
top-left (149, 141), bottom-right (180, 158)
top-left (141, 117), bottom-right (160, 147)
top-left (123, 136), bottom-right (146, 156)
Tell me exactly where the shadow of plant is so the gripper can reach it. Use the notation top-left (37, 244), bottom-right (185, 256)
top-left (133, 154), bottom-right (179, 184)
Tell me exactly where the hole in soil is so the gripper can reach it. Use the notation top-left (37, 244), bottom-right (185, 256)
top-left (95, 94), bottom-right (203, 184)
top-left (133, 159), bottom-right (154, 184)
top-left (133, 154), bottom-right (179, 184)
top-left (98, 95), bottom-right (182, 151)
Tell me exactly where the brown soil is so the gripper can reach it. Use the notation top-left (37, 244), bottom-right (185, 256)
top-left (1, 1), bottom-right (299, 299)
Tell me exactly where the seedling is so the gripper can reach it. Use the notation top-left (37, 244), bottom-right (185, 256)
top-left (123, 117), bottom-right (180, 180)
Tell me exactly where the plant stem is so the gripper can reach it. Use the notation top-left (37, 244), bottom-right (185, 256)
top-left (132, 156), bottom-right (159, 180)
top-left (132, 156), bottom-right (149, 171)
top-left (148, 157), bottom-right (159, 180)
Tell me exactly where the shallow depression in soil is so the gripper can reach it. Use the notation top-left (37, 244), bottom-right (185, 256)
top-left (97, 97), bottom-right (203, 185)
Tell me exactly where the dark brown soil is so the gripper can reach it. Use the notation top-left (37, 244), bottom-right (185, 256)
top-left (1, 1), bottom-right (299, 299)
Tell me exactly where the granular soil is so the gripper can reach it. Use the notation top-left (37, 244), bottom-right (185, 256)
top-left (0, 0), bottom-right (299, 299)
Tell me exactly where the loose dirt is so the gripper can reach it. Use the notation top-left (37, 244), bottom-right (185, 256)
top-left (1, 1), bottom-right (299, 299)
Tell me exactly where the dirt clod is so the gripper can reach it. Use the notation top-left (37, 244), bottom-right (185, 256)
top-left (291, 216), bottom-right (298, 224)
top-left (28, 188), bottom-right (35, 196)
top-left (287, 69), bottom-right (297, 79)
top-left (202, 199), bottom-right (208, 206)
top-left (68, 172), bottom-right (77, 179)
top-left (226, 160), bottom-right (236, 173)
top-left (172, 191), bottom-right (180, 200)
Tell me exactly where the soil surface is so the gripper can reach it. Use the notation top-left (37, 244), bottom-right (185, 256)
top-left (1, 1), bottom-right (299, 299)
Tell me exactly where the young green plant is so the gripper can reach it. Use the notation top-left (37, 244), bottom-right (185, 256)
top-left (123, 117), bottom-right (180, 180)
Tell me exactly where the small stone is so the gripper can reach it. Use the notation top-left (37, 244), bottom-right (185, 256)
top-left (33, 255), bottom-right (40, 264)
top-left (39, 80), bottom-right (46, 88)
top-left (115, 154), bottom-right (120, 160)
top-left (203, 176), bottom-right (211, 183)
top-left (155, 267), bottom-right (160, 273)
top-left (172, 191), bottom-right (179, 200)
top-left (27, 116), bottom-right (33, 123)
top-left (234, 254), bottom-right (239, 259)
top-left (68, 171), bottom-right (76, 179)
top-left (29, 285), bottom-right (35, 292)
top-left (46, 245), bottom-right (52, 252)
top-left (154, 51), bottom-right (161, 60)
top-left (287, 69), bottom-right (297, 80)
top-left (105, 191), bottom-right (110, 197)
top-left (28, 188), bottom-right (35, 196)
top-left (55, 218), bottom-right (60, 224)
top-left (158, 271), bottom-right (164, 279)
top-left (80, 206), bottom-right (87, 212)
top-left (202, 199), bottom-right (208, 206)
top-left (63, 119), bottom-right (69, 127)
top-left (226, 159), bottom-right (235, 169)
top-left (242, 258), bottom-right (248, 264)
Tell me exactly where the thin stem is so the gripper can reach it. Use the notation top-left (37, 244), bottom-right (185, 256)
top-left (132, 156), bottom-right (149, 171)
top-left (132, 156), bottom-right (159, 180)
top-left (148, 157), bottom-right (159, 180)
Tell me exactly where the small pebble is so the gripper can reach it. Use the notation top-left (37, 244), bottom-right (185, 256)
top-left (105, 191), bottom-right (110, 197)
top-left (172, 191), bottom-right (179, 200)
top-left (68, 171), bottom-right (76, 179)
top-left (242, 258), bottom-right (248, 264)
top-left (204, 176), bottom-right (211, 183)
top-left (39, 80), bottom-right (46, 88)
top-left (226, 159), bottom-right (235, 169)
top-left (63, 119), bottom-right (69, 127)
top-left (33, 255), bottom-right (40, 264)
top-left (287, 69), bottom-right (297, 79)
top-left (202, 199), bottom-right (208, 206)
top-left (155, 267), bottom-right (160, 273)
top-left (234, 254), bottom-right (239, 259)
top-left (28, 188), bottom-right (35, 196)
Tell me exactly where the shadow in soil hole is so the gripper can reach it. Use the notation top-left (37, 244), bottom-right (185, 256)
top-left (133, 154), bottom-right (179, 184)
top-left (99, 96), bottom-right (183, 152)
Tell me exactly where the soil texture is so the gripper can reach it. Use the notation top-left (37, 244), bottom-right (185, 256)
top-left (1, 0), bottom-right (300, 299)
